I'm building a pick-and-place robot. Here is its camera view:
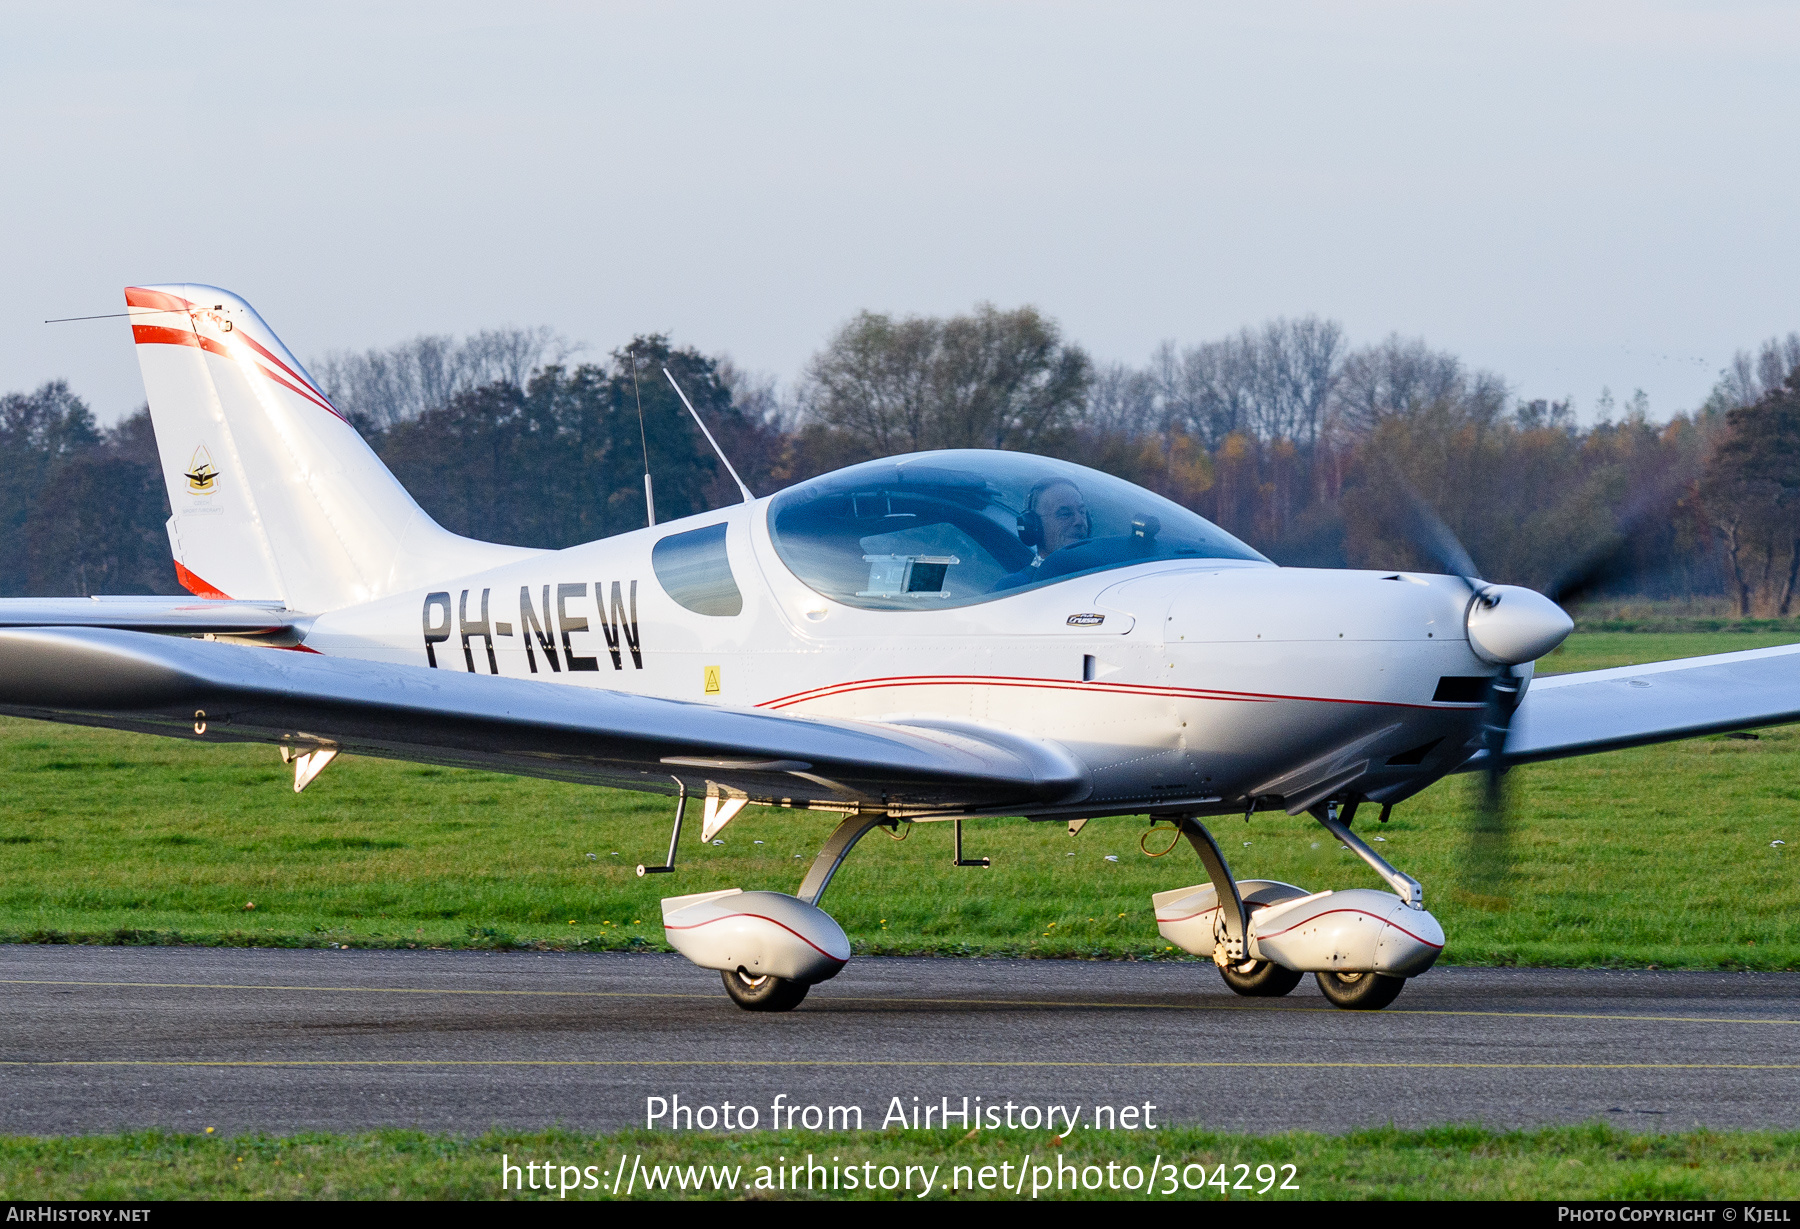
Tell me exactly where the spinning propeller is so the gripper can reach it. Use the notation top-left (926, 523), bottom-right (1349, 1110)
top-left (1398, 496), bottom-right (1629, 906)
top-left (1400, 480), bottom-right (1684, 903)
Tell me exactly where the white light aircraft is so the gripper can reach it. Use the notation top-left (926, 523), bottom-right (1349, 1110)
top-left (5, 285), bottom-right (1799, 1012)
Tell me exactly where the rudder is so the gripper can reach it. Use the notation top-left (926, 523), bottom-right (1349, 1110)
top-left (126, 284), bottom-right (533, 611)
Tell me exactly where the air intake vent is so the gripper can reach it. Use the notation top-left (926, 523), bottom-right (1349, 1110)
top-left (1387, 738), bottom-right (1444, 766)
top-left (1433, 676), bottom-right (1489, 703)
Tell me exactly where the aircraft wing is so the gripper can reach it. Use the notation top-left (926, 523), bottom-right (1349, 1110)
top-left (0, 626), bottom-right (1086, 815)
top-left (1475, 643), bottom-right (1800, 767)
top-left (0, 597), bottom-right (304, 641)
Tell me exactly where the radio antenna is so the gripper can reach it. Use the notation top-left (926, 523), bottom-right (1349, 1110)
top-left (44, 307), bottom-right (189, 324)
top-left (629, 347), bottom-right (655, 527)
top-left (664, 367), bottom-right (754, 505)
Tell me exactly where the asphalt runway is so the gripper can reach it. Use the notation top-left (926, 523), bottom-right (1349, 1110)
top-left (2, 945), bottom-right (1796, 1136)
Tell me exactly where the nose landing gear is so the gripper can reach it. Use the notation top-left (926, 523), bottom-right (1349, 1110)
top-left (1314, 970), bottom-right (1406, 1011)
top-left (721, 967), bottom-right (813, 1012)
top-left (1151, 805), bottom-right (1443, 1010)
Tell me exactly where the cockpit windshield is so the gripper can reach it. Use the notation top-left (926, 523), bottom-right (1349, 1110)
top-left (766, 450), bottom-right (1268, 611)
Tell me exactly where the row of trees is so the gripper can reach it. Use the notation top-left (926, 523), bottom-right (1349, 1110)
top-left (313, 326), bottom-right (579, 430)
top-left (788, 308), bottom-right (1757, 599)
top-left (3, 311), bottom-right (1797, 613)
top-left (0, 382), bottom-right (173, 597)
top-left (1699, 365), bottom-right (1800, 615)
top-left (372, 337), bottom-right (783, 547)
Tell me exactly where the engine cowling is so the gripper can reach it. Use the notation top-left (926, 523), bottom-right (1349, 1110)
top-left (660, 888), bottom-right (850, 985)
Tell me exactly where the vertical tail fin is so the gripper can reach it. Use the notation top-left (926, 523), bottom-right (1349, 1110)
top-left (126, 285), bottom-right (534, 611)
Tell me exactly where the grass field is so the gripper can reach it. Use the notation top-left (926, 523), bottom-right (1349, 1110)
top-left (1569, 596), bottom-right (1800, 635)
top-left (1, 630), bottom-right (1797, 968)
top-left (3, 1124), bottom-right (1797, 1201)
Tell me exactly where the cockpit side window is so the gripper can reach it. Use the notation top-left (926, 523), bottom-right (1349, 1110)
top-left (652, 522), bottom-right (743, 616)
top-left (766, 450), bottom-right (1266, 612)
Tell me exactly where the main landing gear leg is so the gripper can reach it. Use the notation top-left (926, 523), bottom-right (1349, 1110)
top-left (1305, 801), bottom-right (1417, 1010)
top-left (1179, 818), bottom-right (1304, 999)
top-left (797, 814), bottom-right (894, 906)
top-left (717, 814), bottom-right (892, 1013)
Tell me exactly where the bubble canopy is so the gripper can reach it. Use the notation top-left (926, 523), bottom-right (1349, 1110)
top-left (765, 450), bottom-right (1268, 612)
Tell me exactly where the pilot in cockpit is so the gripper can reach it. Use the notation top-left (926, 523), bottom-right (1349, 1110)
top-left (991, 478), bottom-right (1091, 591)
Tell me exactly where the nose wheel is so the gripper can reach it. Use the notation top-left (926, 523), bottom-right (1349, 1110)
top-left (721, 969), bottom-right (810, 1012)
top-left (1163, 810), bottom-right (1437, 1011)
top-left (1314, 970), bottom-right (1406, 1010)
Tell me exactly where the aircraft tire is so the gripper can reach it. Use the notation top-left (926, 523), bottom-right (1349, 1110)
top-left (721, 969), bottom-right (810, 1012)
top-left (1217, 959), bottom-right (1304, 997)
top-left (1314, 970), bottom-right (1405, 1010)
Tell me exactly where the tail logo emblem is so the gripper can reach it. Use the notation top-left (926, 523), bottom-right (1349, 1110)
top-left (185, 444), bottom-right (219, 494)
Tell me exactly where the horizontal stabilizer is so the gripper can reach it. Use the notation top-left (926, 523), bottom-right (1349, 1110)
top-left (0, 627), bottom-right (1087, 814)
top-left (0, 597), bottom-right (305, 639)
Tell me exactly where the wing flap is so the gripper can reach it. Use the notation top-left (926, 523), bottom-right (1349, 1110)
top-left (0, 626), bottom-right (1086, 814)
top-left (1487, 643), bottom-right (1800, 766)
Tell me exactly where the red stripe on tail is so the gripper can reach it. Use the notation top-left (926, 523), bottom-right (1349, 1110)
top-left (174, 561), bottom-right (230, 600)
top-left (131, 324), bottom-right (231, 360)
top-left (131, 323), bottom-right (344, 421)
top-left (240, 334), bottom-right (334, 406)
top-left (125, 287), bottom-right (193, 313)
top-left (256, 364), bottom-right (345, 420)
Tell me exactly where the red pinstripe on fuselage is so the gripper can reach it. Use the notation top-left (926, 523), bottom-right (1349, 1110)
top-left (759, 673), bottom-right (1485, 713)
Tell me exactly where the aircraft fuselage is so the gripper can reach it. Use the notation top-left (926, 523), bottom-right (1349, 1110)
top-left (304, 500), bottom-right (1498, 820)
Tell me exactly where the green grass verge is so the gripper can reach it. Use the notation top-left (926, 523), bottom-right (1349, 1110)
top-left (1567, 594), bottom-right (1800, 634)
top-left (2, 1125), bottom-right (1796, 1200)
top-left (1, 631), bottom-right (1797, 967)
top-left (1578, 618), bottom-right (1800, 635)
top-left (1540, 629), bottom-right (1800, 671)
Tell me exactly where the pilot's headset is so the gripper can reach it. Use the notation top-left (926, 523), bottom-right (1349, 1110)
top-left (1017, 478), bottom-right (1072, 550)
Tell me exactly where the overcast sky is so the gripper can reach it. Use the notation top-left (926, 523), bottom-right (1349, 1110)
top-left (4, 1), bottom-right (1796, 424)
